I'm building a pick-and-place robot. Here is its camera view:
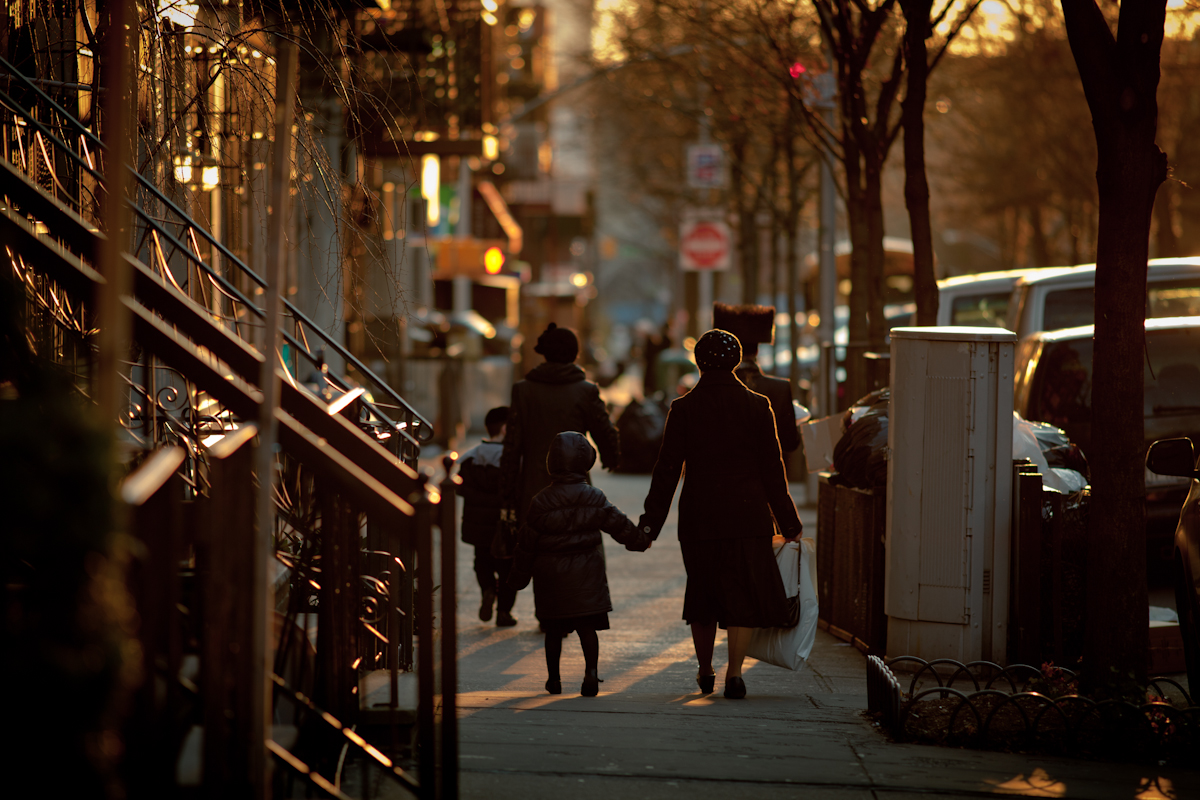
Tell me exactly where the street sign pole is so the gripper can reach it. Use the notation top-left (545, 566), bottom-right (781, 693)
top-left (816, 68), bottom-right (838, 417)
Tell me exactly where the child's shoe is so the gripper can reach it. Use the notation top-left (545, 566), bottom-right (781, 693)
top-left (479, 588), bottom-right (495, 622)
top-left (581, 669), bottom-right (600, 697)
top-left (496, 611), bottom-right (517, 627)
top-left (545, 678), bottom-right (562, 695)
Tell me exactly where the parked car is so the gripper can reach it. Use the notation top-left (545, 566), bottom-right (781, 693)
top-left (1006, 257), bottom-right (1200, 339)
top-left (1145, 437), bottom-right (1200, 689)
top-left (936, 267), bottom-right (1071, 328)
top-left (1013, 316), bottom-right (1200, 534)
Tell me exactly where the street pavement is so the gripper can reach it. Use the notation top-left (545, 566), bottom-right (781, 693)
top-left (410, 462), bottom-right (1198, 800)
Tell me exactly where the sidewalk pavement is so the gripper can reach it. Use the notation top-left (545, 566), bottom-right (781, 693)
top-left (410, 458), bottom-right (1197, 800)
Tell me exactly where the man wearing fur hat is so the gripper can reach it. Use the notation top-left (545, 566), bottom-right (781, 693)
top-left (712, 302), bottom-right (801, 456)
top-left (501, 323), bottom-right (621, 527)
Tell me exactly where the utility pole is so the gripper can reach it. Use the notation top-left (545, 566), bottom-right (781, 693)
top-left (815, 68), bottom-right (838, 417)
top-left (253, 36), bottom-right (298, 799)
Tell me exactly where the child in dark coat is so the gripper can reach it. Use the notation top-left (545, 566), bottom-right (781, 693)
top-left (510, 431), bottom-right (650, 696)
top-left (457, 407), bottom-right (518, 626)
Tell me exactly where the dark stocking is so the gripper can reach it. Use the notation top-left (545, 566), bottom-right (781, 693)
top-left (690, 621), bottom-right (717, 675)
top-left (544, 631), bottom-right (563, 681)
top-left (577, 627), bottom-right (599, 673)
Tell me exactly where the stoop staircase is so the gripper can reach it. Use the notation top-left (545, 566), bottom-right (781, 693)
top-left (1, 58), bottom-right (461, 799)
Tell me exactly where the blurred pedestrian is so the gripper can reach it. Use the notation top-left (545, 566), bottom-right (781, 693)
top-left (509, 432), bottom-right (650, 696)
top-left (713, 303), bottom-right (801, 457)
top-left (637, 329), bottom-right (802, 700)
top-left (457, 406), bottom-right (518, 627)
top-left (501, 322), bottom-right (621, 525)
top-left (641, 321), bottom-right (672, 398)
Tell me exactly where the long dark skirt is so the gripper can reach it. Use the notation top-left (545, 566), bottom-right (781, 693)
top-left (681, 537), bottom-right (789, 628)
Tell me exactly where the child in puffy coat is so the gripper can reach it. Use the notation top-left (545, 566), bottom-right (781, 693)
top-left (510, 431), bottom-right (650, 696)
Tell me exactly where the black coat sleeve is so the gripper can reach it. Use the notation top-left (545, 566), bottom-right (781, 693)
top-left (599, 501), bottom-right (650, 551)
top-left (755, 400), bottom-right (802, 538)
top-left (582, 382), bottom-right (622, 471)
top-left (500, 384), bottom-right (523, 509)
top-left (637, 401), bottom-right (686, 540)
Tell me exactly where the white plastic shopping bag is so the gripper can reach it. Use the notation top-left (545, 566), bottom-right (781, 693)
top-left (745, 537), bottom-right (819, 671)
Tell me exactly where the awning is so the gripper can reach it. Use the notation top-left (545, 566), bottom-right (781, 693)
top-left (477, 180), bottom-right (523, 256)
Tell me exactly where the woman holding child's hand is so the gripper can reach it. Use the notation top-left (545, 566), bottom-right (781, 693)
top-left (636, 329), bottom-right (802, 700)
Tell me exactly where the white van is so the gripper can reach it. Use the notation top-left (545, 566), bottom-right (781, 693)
top-left (937, 267), bottom-right (1072, 327)
top-left (1005, 257), bottom-right (1200, 339)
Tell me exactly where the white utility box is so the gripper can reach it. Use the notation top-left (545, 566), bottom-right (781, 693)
top-left (885, 327), bottom-right (1016, 664)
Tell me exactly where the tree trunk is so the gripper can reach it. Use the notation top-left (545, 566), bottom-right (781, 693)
top-left (900, 0), bottom-right (938, 326)
top-left (1061, 0), bottom-right (1168, 696)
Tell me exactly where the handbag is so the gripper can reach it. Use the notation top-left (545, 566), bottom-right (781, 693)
top-left (746, 538), bottom-right (819, 671)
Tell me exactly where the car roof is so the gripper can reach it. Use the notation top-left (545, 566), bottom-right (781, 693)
top-left (1032, 315), bottom-right (1200, 343)
top-left (938, 267), bottom-right (1069, 290)
top-left (1016, 257), bottom-right (1200, 288)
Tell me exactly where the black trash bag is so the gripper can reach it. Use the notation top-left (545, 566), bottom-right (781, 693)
top-left (831, 388), bottom-right (890, 490)
top-left (616, 399), bottom-right (666, 474)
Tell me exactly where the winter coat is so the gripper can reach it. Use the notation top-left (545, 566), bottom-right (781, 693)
top-left (512, 432), bottom-right (648, 620)
top-left (456, 440), bottom-right (504, 547)
top-left (500, 361), bottom-right (621, 523)
top-left (734, 362), bottom-right (800, 454)
top-left (638, 370), bottom-right (802, 543)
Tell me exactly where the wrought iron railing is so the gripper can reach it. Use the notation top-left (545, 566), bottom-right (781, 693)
top-left (0, 55), bottom-right (432, 465)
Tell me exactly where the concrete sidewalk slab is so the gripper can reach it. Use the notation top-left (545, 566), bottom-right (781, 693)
top-left (428, 467), bottom-right (1199, 800)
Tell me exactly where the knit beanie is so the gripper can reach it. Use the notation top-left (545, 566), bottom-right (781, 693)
top-left (693, 329), bottom-right (741, 372)
top-left (534, 322), bottom-right (579, 363)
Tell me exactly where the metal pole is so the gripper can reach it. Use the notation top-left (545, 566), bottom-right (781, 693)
top-left (95, 0), bottom-right (134, 425)
top-left (439, 455), bottom-right (460, 799)
top-left (816, 69), bottom-right (838, 416)
top-left (252, 36), bottom-right (298, 799)
top-left (414, 479), bottom-right (437, 800)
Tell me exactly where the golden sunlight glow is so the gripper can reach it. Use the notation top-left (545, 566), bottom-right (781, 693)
top-left (201, 165), bottom-right (219, 191)
top-left (421, 155), bottom-right (440, 226)
top-left (174, 156), bottom-right (193, 184)
top-left (1134, 776), bottom-right (1175, 800)
top-left (157, 0), bottom-right (199, 29)
top-left (987, 768), bottom-right (1067, 797)
top-left (483, 134), bottom-right (499, 161)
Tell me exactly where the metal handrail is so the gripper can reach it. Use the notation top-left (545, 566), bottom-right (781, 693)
top-left (0, 56), bottom-right (432, 456)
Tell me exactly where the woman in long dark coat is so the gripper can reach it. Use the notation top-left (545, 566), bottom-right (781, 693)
top-left (501, 323), bottom-right (621, 524)
top-left (637, 329), bottom-right (802, 699)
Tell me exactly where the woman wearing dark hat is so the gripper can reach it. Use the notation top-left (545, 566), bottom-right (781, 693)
top-left (637, 329), bottom-right (802, 699)
top-left (501, 323), bottom-right (621, 530)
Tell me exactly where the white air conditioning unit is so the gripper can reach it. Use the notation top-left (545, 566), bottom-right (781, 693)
top-left (885, 327), bottom-right (1016, 664)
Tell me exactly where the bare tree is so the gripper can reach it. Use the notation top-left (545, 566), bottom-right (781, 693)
top-left (1060, 0), bottom-right (1168, 694)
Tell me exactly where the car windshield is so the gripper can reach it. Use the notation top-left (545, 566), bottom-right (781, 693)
top-left (1028, 326), bottom-right (1200, 452)
top-left (1042, 278), bottom-right (1200, 332)
top-left (951, 292), bottom-right (1011, 327)
top-left (1043, 287), bottom-right (1096, 331)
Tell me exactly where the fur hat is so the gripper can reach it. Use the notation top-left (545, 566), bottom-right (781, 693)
top-left (712, 302), bottom-right (776, 348)
top-left (534, 322), bottom-right (579, 363)
top-left (693, 329), bottom-right (742, 372)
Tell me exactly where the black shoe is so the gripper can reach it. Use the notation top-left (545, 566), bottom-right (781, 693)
top-left (581, 669), bottom-right (600, 697)
top-left (723, 676), bottom-right (746, 699)
top-left (496, 611), bottom-right (517, 627)
top-left (545, 678), bottom-right (562, 695)
top-left (479, 588), bottom-right (496, 622)
top-left (696, 672), bottom-right (716, 694)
